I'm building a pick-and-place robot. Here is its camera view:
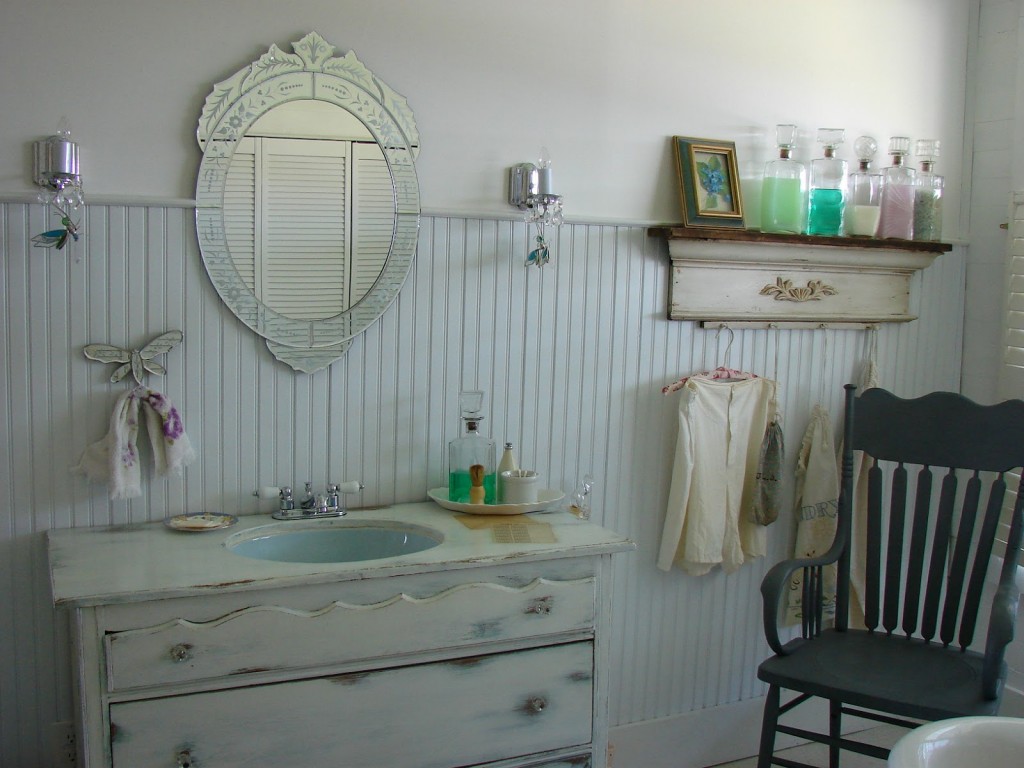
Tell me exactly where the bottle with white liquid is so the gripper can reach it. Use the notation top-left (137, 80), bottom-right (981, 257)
top-left (497, 442), bottom-right (518, 502)
top-left (847, 136), bottom-right (882, 237)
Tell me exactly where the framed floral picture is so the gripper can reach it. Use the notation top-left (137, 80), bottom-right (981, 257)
top-left (672, 136), bottom-right (745, 229)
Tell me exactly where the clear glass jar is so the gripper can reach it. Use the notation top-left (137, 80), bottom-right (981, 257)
top-left (847, 136), bottom-right (882, 237)
top-left (913, 139), bottom-right (943, 242)
top-left (808, 128), bottom-right (848, 236)
top-left (877, 136), bottom-right (917, 240)
top-left (760, 124), bottom-right (808, 234)
top-left (448, 391), bottom-right (497, 503)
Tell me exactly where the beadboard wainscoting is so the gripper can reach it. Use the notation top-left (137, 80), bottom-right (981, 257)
top-left (0, 202), bottom-right (964, 767)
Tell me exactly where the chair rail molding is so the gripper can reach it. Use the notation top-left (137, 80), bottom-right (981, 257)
top-left (650, 227), bottom-right (952, 324)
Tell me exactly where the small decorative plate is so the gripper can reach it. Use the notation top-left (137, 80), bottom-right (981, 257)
top-left (427, 488), bottom-right (565, 515)
top-left (164, 512), bottom-right (238, 532)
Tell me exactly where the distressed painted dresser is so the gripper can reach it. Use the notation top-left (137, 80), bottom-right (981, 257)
top-left (48, 503), bottom-right (634, 767)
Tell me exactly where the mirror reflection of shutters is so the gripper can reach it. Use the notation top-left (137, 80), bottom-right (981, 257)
top-left (260, 138), bottom-right (350, 320)
top-left (223, 137), bottom-right (257, 293)
top-left (352, 142), bottom-right (396, 307)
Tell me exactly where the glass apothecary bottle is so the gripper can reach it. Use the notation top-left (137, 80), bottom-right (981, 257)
top-left (448, 390), bottom-right (497, 503)
top-left (760, 123), bottom-right (808, 235)
top-left (847, 135), bottom-right (882, 237)
top-left (807, 128), bottom-right (848, 236)
top-left (913, 139), bottom-right (944, 242)
top-left (877, 136), bottom-right (916, 240)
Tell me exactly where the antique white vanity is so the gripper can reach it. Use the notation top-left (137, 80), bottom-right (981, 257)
top-left (48, 504), bottom-right (633, 767)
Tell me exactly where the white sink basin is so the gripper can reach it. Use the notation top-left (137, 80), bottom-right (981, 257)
top-left (888, 716), bottom-right (1024, 768)
top-left (226, 521), bottom-right (443, 563)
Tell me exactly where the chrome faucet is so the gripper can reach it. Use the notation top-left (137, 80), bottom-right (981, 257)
top-left (263, 481), bottom-right (364, 520)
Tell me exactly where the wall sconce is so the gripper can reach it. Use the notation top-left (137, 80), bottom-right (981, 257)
top-left (508, 147), bottom-right (563, 267)
top-left (32, 117), bottom-right (83, 251)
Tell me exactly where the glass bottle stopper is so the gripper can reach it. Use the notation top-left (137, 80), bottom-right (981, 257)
top-left (775, 124), bottom-right (798, 158)
top-left (459, 390), bottom-right (485, 429)
top-left (887, 136), bottom-right (911, 164)
top-left (854, 135), bottom-right (878, 171)
top-left (816, 128), bottom-right (845, 157)
top-left (914, 139), bottom-right (940, 170)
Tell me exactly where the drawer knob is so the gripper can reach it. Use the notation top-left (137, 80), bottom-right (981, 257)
top-left (525, 596), bottom-right (553, 615)
top-left (526, 696), bottom-right (547, 713)
top-left (169, 644), bottom-right (193, 663)
top-left (177, 749), bottom-right (195, 767)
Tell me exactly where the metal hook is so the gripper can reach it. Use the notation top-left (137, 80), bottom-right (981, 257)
top-left (714, 323), bottom-right (735, 367)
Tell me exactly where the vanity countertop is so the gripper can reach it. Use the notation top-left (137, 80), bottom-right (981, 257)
top-left (47, 502), bottom-right (635, 608)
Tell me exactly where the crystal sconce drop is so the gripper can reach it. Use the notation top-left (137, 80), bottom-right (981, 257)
top-left (32, 117), bottom-right (84, 252)
top-left (508, 147), bottom-right (563, 267)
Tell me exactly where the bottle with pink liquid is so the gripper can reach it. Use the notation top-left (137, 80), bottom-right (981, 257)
top-left (877, 136), bottom-right (916, 239)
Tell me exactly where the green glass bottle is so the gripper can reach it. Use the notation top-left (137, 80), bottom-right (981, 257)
top-left (761, 124), bottom-right (808, 234)
top-left (808, 128), bottom-right (848, 236)
top-left (448, 391), bottom-right (497, 504)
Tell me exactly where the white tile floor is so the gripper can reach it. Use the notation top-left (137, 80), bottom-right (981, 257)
top-left (710, 725), bottom-right (906, 768)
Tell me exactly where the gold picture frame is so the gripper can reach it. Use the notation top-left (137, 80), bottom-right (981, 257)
top-left (672, 136), bottom-right (745, 229)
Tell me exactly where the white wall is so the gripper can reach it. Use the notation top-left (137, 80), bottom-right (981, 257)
top-left (1, 0), bottom-right (970, 228)
top-left (0, 2), bottom-right (983, 767)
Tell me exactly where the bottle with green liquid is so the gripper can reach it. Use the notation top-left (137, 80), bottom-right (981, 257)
top-left (808, 128), bottom-right (848, 236)
top-left (761, 124), bottom-right (808, 234)
top-left (448, 390), bottom-right (497, 504)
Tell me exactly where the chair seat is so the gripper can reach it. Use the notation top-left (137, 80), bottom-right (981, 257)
top-left (757, 629), bottom-right (1003, 722)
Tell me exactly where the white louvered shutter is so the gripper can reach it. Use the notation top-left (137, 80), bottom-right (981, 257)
top-left (998, 192), bottom-right (1024, 560)
top-left (223, 137), bottom-right (257, 292)
top-left (351, 142), bottom-right (395, 307)
top-left (259, 137), bottom-right (350, 320)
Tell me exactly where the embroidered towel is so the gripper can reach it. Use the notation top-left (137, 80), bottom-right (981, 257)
top-left (785, 404), bottom-right (839, 625)
top-left (73, 388), bottom-right (195, 499)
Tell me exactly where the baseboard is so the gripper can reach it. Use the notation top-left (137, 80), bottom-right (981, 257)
top-left (608, 696), bottom-right (890, 768)
top-left (609, 687), bottom-right (1024, 768)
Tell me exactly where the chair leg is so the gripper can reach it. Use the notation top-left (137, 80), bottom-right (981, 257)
top-left (757, 685), bottom-right (781, 768)
top-left (829, 699), bottom-right (842, 768)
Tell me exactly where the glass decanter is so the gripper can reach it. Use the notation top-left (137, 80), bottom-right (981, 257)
top-left (761, 124), bottom-right (808, 235)
top-left (448, 390), bottom-right (497, 504)
top-left (913, 139), bottom-right (944, 242)
top-left (847, 136), bottom-right (882, 237)
top-left (807, 128), bottom-right (848, 236)
top-left (877, 136), bottom-right (917, 240)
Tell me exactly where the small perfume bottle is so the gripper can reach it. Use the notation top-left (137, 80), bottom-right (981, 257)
top-left (877, 136), bottom-right (917, 240)
top-left (807, 128), bottom-right (848, 236)
top-left (913, 139), bottom-right (944, 242)
top-left (570, 474), bottom-right (595, 520)
top-left (760, 124), bottom-right (808, 235)
top-left (448, 391), bottom-right (497, 504)
top-left (847, 136), bottom-right (882, 237)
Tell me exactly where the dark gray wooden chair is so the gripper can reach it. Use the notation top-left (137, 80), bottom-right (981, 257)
top-left (757, 385), bottom-right (1024, 768)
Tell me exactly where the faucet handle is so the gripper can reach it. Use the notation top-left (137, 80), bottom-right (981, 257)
top-left (333, 480), bottom-right (364, 494)
top-left (279, 486), bottom-right (295, 511)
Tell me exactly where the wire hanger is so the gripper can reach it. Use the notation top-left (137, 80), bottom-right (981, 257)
top-left (662, 324), bottom-right (760, 394)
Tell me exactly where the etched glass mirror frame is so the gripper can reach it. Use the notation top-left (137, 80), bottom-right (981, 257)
top-left (195, 32), bottom-right (420, 372)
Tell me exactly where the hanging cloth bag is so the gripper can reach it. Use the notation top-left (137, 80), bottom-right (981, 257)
top-left (784, 404), bottom-right (839, 625)
top-left (752, 419), bottom-right (785, 525)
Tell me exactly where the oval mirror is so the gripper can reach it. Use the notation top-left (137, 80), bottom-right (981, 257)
top-left (195, 32), bottom-right (420, 372)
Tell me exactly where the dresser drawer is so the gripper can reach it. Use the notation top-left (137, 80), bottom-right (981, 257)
top-left (105, 575), bottom-right (595, 691)
top-left (110, 641), bottom-right (594, 768)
